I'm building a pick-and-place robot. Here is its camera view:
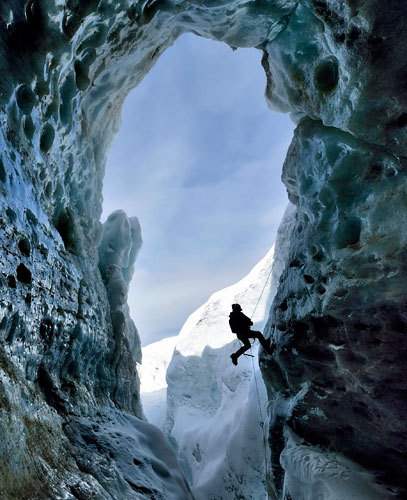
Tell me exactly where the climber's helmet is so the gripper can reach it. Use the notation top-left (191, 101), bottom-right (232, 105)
top-left (232, 303), bottom-right (242, 312)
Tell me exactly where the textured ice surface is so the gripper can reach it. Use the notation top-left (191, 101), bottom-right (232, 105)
top-left (264, 117), bottom-right (407, 498)
top-left (98, 210), bottom-right (143, 413)
top-left (0, 0), bottom-right (406, 498)
top-left (65, 407), bottom-right (193, 500)
top-left (280, 429), bottom-right (391, 500)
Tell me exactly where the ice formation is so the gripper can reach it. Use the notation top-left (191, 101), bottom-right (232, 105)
top-left (0, 0), bottom-right (406, 498)
top-left (280, 429), bottom-right (390, 500)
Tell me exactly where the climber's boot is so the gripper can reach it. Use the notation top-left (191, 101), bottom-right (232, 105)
top-left (265, 343), bottom-right (275, 356)
top-left (257, 335), bottom-right (274, 356)
top-left (230, 353), bottom-right (238, 366)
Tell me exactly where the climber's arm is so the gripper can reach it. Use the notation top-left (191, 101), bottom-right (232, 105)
top-left (241, 312), bottom-right (253, 327)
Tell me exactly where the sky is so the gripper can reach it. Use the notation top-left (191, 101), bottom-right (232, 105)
top-left (102, 33), bottom-right (294, 346)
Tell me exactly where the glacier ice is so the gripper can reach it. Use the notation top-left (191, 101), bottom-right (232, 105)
top-left (265, 117), bottom-right (407, 498)
top-left (0, 0), bottom-right (406, 498)
top-left (65, 407), bottom-right (193, 499)
top-left (280, 429), bottom-right (391, 500)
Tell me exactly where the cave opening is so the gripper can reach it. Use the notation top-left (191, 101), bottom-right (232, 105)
top-left (0, 1), bottom-right (404, 498)
top-left (100, 34), bottom-right (294, 497)
top-left (102, 33), bottom-right (294, 347)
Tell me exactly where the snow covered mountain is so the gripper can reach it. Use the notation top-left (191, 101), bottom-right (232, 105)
top-left (140, 205), bottom-right (296, 499)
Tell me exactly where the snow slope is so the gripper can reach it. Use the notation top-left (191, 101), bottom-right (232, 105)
top-left (140, 205), bottom-right (295, 499)
top-left (139, 336), bottom-right (178, 428)
top-left (66, 407), bottom-right (193, 500)
top-left (164, 246), bottom-right (276, 500)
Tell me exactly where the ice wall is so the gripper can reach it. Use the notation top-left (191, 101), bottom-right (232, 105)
top-left (260, 3), bottom-right (407, 496)
top-left (0, 0), bottom-right (406, 498)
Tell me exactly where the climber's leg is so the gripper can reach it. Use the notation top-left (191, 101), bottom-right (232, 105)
top-left (231, 337), bottom-right (251, 365)
top-left (249, 331), bottom-right (274, 355)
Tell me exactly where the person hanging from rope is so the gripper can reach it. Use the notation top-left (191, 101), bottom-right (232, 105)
top-left (228, 303), bottom-right (274, 365)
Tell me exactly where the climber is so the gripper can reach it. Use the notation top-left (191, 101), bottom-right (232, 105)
top-left (229, 303), bottom-right (274, 365)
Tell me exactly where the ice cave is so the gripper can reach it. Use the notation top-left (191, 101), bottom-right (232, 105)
top-left (0, 1), bottom-right (406, 500)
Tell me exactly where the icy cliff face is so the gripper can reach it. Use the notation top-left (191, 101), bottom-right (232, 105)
top-left (263, 2), bottom-right (407, 497)
top-left (0, 0), bottom-right (406, 498)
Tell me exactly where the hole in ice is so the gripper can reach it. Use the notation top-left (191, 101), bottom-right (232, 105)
top-left (289, 258), bottom-right (303, 268)
top-left (23, 115), bottom-right (35, 140)
top-left (335, 216), bottom-right (361, 248)
top-left (364, 163), bottom-right (383, 181)
top-left (151, 459), bottom-right (171, 479)
top-left (7, 275), bottom-right (17, 288)
top-left (314, 56), bottom-right (339, 93)
top-left (0, 158), bottom-right (6, 183)
top-left (388, 112), bottom-right (407, 129)
top-left (40, 123), bottom-right (55, 153)
top-left (54, 208), bottom-right (79, 253)
top-left (25, 208), bottom-right (38, 225)
top-left (18, 237), bottom-right (31, 256)
top-left (303, 274), bottom-right (315, 284)
top-left (15, 84), bottom-right (36, 114)
top-left (6, 207), bottom-right (16, 222)
top-left (279, 300), bottom-right (288, 311)
top-left (74, 59), bottom-right (91, 90)
top-left (16, 263), bottom-right (32, 285)
top-left (102, 34), bottom-right (293, 345)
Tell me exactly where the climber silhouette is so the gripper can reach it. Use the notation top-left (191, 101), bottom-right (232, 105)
top-left (229, 303), bottom-right (273, 365)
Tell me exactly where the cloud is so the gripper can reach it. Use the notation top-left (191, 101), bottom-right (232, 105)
top-left (103, 34), bottom-right (294, 345)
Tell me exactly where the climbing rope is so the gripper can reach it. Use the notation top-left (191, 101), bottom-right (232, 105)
top-left (250, 348), bottom-right (270, 496)
top-left (248, 263), bottom-right (275, 498)
top-left (250, 263), bottom-right (274, 319)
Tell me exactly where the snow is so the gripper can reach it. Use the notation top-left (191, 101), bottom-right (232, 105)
top-left (139, 336), bottom-right (178, 427)
top-left (66, 407), bottom-right (194, 500)
top-left (139, 205), bottom-right (297, 499)
top-left (141, 243), bottom-right (280, 499)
